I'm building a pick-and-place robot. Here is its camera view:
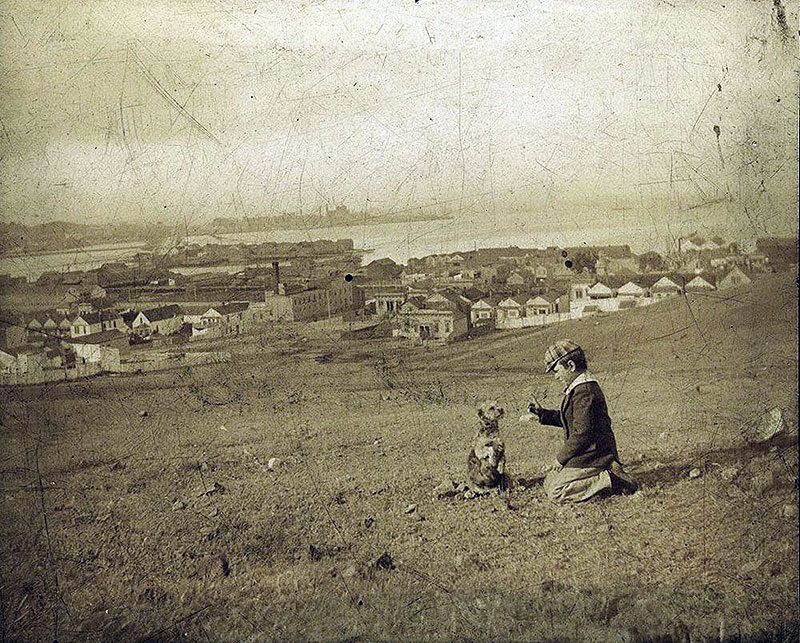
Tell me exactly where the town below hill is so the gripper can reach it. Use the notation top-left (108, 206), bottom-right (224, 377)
top-left (0, 232), bottom-right (796, 385)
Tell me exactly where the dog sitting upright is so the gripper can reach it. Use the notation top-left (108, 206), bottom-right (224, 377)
top-left (466, 402), bottom-right (508, 499)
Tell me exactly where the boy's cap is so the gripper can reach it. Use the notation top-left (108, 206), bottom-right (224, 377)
top-left (544, 339), bottom-right (583, 372)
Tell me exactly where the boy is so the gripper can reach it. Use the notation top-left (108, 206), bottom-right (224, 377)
top-left (528, 339), bottom-right (637, 502)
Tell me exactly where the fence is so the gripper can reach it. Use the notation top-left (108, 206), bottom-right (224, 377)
top-left (0, 363), bottom-right (103, 386)
top-left (495, 312), bottom-right (575, 329)
top-left (119, 351), bottom-right (232, 373)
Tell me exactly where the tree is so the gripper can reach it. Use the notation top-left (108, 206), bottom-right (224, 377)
top-left (638, 251), bottom-right (666, 273)
top-left (571, 248), bottom-right (599, 274)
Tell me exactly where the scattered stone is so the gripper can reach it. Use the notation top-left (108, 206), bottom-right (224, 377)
top-left (688, 468), bottom-right (702, 479)
top-left (404, 504), bottom-right (417, 514)
top-left (718, 466), bottom-right (739, 482)
top-left (333, 492), bottom-right (346, 505)
top-left (342, 565), bottom-right (358, 578)
top-left (758, 407), bottom-right (787, 441)
top-left (781, 504), bottom-right (798, 520)
top-left (267, 458), bottom-right (280, 471)
top-left (364, 517), bottom-right (375, 529)
top-left (197, 482), bottom-right (225, 497)
top-left (172, 500), bottom-right (187, 511)
top-left (199, 461), bottom-right (210, 473)
top-left (139, 410), bottom-right (149, 418)
top-left (373, 552), bottom-right (395, 570)
top-left (308, 544), bottom-right (323, 561)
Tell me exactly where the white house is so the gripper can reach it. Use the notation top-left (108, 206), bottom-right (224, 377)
top-left (717, 266), bottom-right (753, 290)
top-left (570, 280), bottom-right (593, 302)
top-left (132, 304), bottom-right (184, 336)
top-left (617, 281), bottom-right (645, 298)
top-left (685, 275), bottom-right (716, 292)
top-left (471, 297), bottom-right (500, 325)
top-left (496, 296), bottom-right (525, 321)
top-left (651, 276), bottom-right (682, 298)
top-left (587, 282), bottom-right (614, 299)
top-left (525, 295), bottom-right (553, 316)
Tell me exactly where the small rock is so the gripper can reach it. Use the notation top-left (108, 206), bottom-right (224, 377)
top-left (342, 565), bottom-right (358, 578)
top-left (718, 466), bottom-right (739, 482)
top-left (267, 458), bottom-right (279, 471)
top-left (197, 482), bottom-right (225, 497)
top-left (688, 468), bottom-right (702, 479)
top-left (139, 410), bottom-right (149, 418)
top-left (199, 461), bottom-right (210, 473)
top-left (364, 517), bottom-right (375, 529)
top-left (404, 504), bottom-right (417, 514)
top-left (219, 555), bottom-right (230, 577)
top-left (781, 504), bottom-right (798, 520)
top-left (373, 552), bottom-right (395, 570)
top-left (758, 407), bottom-right (787, 441)
top-left (172, 500), bottom-right (186, 511)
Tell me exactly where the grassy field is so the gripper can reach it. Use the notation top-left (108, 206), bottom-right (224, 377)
top-left (1, 273), bottom-right (797, 642)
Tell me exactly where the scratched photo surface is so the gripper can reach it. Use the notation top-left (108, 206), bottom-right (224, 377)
top-left (0, 1), bottom-right (797, 641)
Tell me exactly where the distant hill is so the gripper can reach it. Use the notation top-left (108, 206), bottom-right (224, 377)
top-left (0, 221), bottom-right (174, 256)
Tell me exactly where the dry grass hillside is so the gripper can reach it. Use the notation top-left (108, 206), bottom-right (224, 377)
top-left (1, 273), bottom-right (797, 642)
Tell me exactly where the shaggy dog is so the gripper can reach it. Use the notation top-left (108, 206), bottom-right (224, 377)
top-left (466, 402), bottom-right (510, 500)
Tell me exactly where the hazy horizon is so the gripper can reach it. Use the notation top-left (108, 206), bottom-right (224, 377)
top-left (1, 0), bottom-right (797, 253)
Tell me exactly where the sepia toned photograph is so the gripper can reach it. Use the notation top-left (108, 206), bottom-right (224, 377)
top-left (0, 0), bottom-right (798, 640)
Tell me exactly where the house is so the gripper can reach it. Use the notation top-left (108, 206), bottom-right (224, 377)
top-left (70, 312), bottom-right (103, 338)
top-left (717, 266), bottom-right (753, 290)
top-left (395, 293), bottom-right (470, 342)
top-left (132, 304), bottom-right (184, 336)
top-left (685, 275), bottom-right (716, 292)
top-left (525, 295), bottom-right (553, 316)
top-left (617, 281), bottom-right (646, 298)
top-left (199, 302), bottom-right (249, 335)
top-left (587, 281), bottom-right (614, 299)
top-left (470, 296), bottom-right (502, 325)
top-left (369, 285), bottom-right (407, 316)
top-left (569, 280), bottom-right (593, 302)
top-left (100, 311), bottom-right (125, 332)
top-left (496, 296), bottom-right (525, 321)
top-left (651, 276), bottom-right (682, 298)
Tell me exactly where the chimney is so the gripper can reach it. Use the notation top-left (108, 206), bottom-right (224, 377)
top-left (272, 261), bottom-right (280, 295)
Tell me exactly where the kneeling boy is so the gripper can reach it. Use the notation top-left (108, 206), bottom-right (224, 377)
top-left (528, 339), bottom-right (637, 502)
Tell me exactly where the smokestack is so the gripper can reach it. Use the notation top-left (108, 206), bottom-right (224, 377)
top-left (272, 261), bottom-right (280, 295)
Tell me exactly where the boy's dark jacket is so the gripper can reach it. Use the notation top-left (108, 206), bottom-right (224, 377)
top-left (537, 379), bottom-right (620, 468)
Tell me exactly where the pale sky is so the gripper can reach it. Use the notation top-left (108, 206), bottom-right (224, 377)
top-left (0, 0), bottom-right (797, 249)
